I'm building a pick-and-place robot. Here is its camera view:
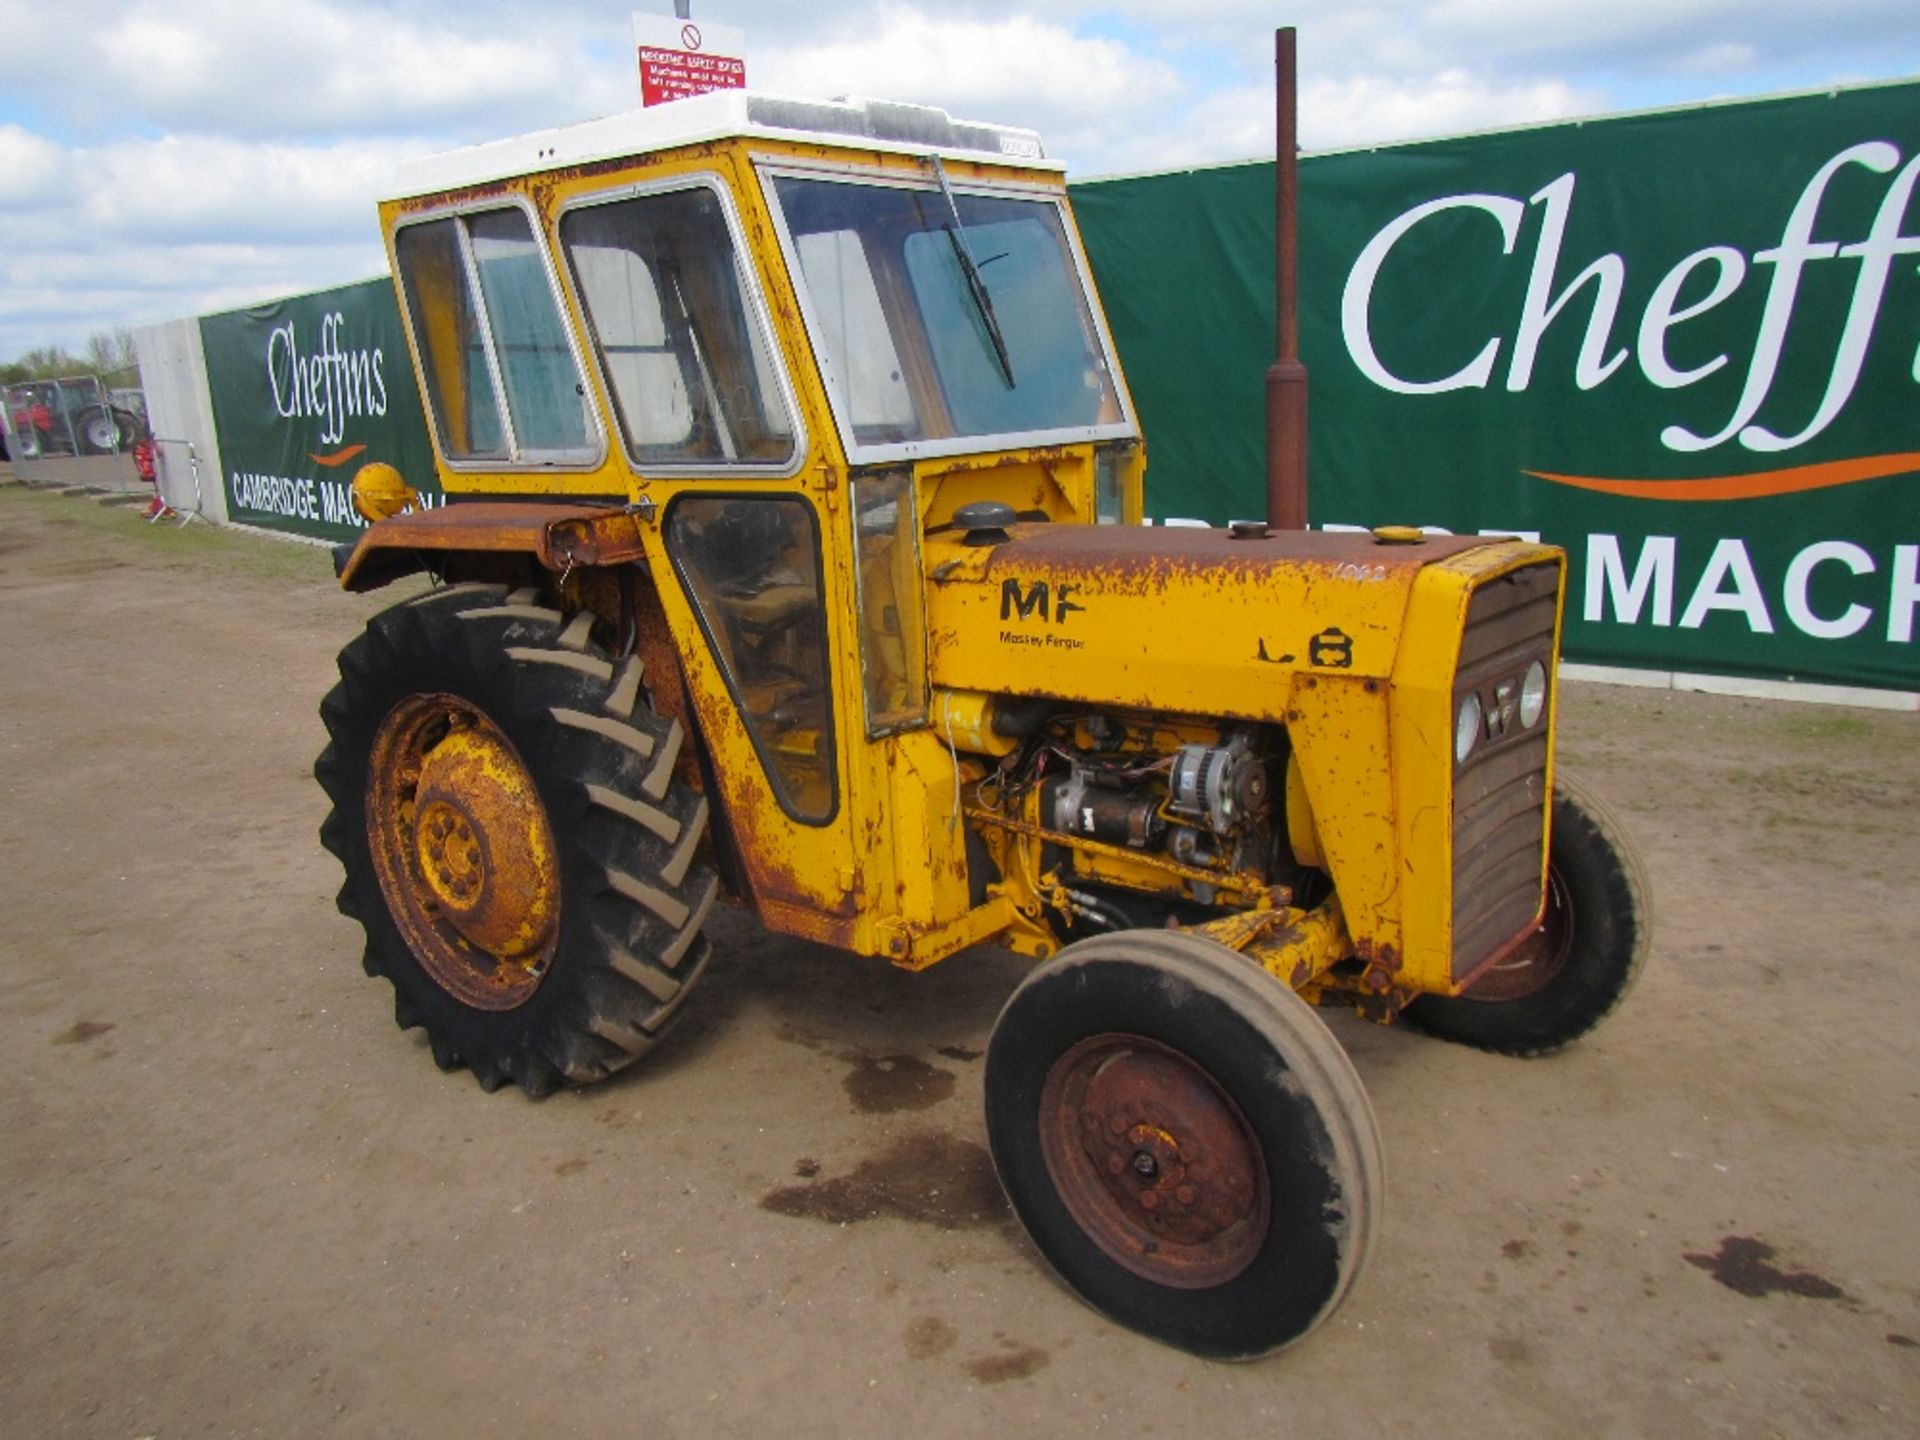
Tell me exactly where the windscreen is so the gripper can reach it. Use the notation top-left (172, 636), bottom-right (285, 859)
top-left (769, 173), bottom-right (1126, 454)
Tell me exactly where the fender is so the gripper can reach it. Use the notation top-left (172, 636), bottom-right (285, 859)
top-left (334, 501), bottom-right (653, 593)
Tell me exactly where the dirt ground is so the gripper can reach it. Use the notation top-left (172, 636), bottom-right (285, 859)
top-left (2, 477), bottom-right (1916, 1440)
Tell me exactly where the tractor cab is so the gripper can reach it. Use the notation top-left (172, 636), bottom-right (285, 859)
top-left (346, 91), bottom-right (1146, 959)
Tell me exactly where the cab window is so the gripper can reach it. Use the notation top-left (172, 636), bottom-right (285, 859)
top-left (562, 185), bottom-right (795, 469)
top-left (667, 497), bottom-right (835, 823)
top-left (394, 206), bottom-right (597, 464)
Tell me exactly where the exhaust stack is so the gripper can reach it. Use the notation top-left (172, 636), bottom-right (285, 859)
top-left (1264, 27), bottom-right (1308, 530)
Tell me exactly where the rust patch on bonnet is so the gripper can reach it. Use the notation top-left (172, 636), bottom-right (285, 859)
top-left (978, 523), bottom-right (1497, 597)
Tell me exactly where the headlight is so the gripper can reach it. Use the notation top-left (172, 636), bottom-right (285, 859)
top-left (1519, 660), bottom-right (1548, 728)
top-left (1455, 692), bottom-right (1482, 763)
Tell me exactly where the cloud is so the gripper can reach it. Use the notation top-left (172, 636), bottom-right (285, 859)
top-left (1422, 0), bottom-right (1920, 75)
top-left (0, 129), bottom-right (407, 349)
top-left (0, 0), bottom-right (1915, 358)
top-left (1302, 70), bottom-right (1598, 150)
top-left (3, 0), bottom-right (631, 140)
top-left (754, 8), bottom-right (1184, 164)
top-left (1098, 68), bottom-right (1599, 175)
top-left (0, 125), bottom-right (67, 207)
top-left (69, 134), bottom-right (415, 243)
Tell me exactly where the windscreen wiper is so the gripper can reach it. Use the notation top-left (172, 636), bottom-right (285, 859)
top-left (931, 156), bottom-right (1015, 389)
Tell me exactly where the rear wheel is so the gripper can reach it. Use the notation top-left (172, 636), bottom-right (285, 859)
top-left (316, 583), bottom-right (717, 1096)
top-left (1407, 775), bottom-right (1649, 1055)
top-left (77, 407), bottom-right (120, 454)
top-left (985, 929), bottom-right (1382, 1359)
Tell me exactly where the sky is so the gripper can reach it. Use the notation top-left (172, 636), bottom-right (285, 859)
top-left (1, 0), bottom-right (1916, 362)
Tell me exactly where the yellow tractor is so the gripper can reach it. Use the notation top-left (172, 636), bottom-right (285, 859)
top-left (316, 87), bottom-right (1648, 1360)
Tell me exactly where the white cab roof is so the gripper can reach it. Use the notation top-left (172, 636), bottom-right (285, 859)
top-left (388, 91), bottom-right (1058, 200)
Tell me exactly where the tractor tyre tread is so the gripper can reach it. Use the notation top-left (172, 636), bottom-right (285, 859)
top-left (315, 583), bottom-right (716, 1097)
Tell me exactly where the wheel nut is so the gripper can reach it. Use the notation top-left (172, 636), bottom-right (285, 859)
top-left (1140, 1190), bottom-right (1160, 1211)
top-left (1175, 1184), bottom-right (1196, 1207)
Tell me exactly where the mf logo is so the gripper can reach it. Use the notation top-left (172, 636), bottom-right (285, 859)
top-left (1000, 578), bottom-right (1085, 625)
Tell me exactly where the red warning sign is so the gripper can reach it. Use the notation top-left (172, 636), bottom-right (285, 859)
top-left (632, 15), bottom-right (747, 107)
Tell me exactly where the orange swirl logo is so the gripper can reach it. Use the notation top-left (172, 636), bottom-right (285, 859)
top-left (1527, 452), bottom-right (1920, 502)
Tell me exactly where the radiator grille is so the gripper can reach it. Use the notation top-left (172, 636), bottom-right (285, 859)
top-left (1451, 560), bottom-right (1560, 981)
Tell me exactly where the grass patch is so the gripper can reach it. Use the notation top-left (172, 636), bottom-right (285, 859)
top-left (1780, 713), bottom-right (1873, 742)
top-left (0, 484), bottom-right (338, 586)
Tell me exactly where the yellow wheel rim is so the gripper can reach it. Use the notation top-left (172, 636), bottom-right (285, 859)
top-left (366, 694), bottom-right (560, 1011)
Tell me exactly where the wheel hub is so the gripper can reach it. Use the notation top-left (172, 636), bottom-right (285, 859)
top-left (416, 800), bottom-right (484, 906)
top-left (366, 695), bottom-right (560, 1011)
top-left (410, 726), bottom-right (558, 960)
top-left (1041, 1035), bottom-right (1268, 1289)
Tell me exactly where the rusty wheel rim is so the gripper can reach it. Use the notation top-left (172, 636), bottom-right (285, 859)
top-left (366, 694), bottom-right (560, 1011)
top-left (1038, 1034), bottom-right (1269, 1290)
top-left (1465, 864), bottom-right (1573, 1003)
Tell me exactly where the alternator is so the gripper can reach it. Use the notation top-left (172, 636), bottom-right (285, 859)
top-left (1167, 735), bottom-right (1268, 835)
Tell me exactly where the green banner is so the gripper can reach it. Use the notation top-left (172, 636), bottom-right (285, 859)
top-left (199, 277), bottom-right (439, 542)
top-left (1073, 81), bottom-right (1920, 691)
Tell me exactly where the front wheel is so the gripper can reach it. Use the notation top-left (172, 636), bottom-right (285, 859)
top-left (316, 583), bottom-right (718, 1096)
top-left (1407, 775), bottom-right (1649, 1055)
top-left (985, 930), bottom-right (1382, 1360)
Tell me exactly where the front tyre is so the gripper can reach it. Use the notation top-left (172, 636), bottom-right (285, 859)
top-left (985, 930), bottom-right (1382, 1360)
top-left (315, 584), bottom-right (717, 1097)
top-left (1407, 775), bottom-right (1649, 1056)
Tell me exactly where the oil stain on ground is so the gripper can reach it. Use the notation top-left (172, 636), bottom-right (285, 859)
top-left (966, 1343), bottom-right (1050, 1383)
top-left (761, 1131), bottom-right (1008, 1230)
top-left (843, 1053), bottom-right (955, 1113)
top-left (52, 1020), bottom-right (114, 1045)
top-left (1684, 1235), bottom-right (1848, 1300)
top-left (904, 1315), bottom-right (957, 1360)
